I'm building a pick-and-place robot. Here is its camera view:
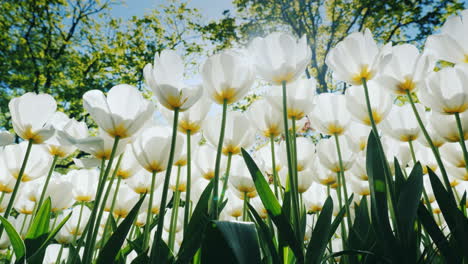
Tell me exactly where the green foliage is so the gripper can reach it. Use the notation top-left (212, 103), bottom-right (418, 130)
top-left (202, 0), bottom-right (465, 92)
top-left (201, 221), bottom-right (261, 264)
top-left (0, 0), bottom-right (206, 130)
top-left (97, 195), bottom-right (145, 264)
top-left (0, 216), bottom-right (26, 261)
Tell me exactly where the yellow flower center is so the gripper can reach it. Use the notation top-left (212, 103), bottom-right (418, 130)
top-left (222, 144), bottom-right (241, 155)
top-left (442, 103), bottom-right (468, 114)
top-left (327, 124), bottom-right (345, 135)
top-left (22, 127), bottom-right (43, 143)
top-left (396, 78), bottom-right (416, 94)
top-left (179, 120), bottom-right (201, 134)
top-left (351, 65), bottom-right (373, 85)
top-left (108, 123), bottom-right (129, 138)
top-left (263, 125), bottom-right (282, 138)
top-left (49, 146), bottom-right (67, 158)
top-left (213, 88), bottom-right (237, 104)
top-left (363, 110), bottom-right (383, 125)
top-left (287, 108), bottom-right (305, 120)
top-left (272, 72), bottom-right (295, 85)
top-left (203, 171), bottom-right (215, 180)
top-left (144, 162), bottom-right (164, 173)
top-left (76, 195), bottom-right (92, 202)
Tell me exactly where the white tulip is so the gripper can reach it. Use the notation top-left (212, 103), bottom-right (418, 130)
top-left (9, 93), bottom-right (56, 143)
top-left (249, 32), bottom-right (311, 84)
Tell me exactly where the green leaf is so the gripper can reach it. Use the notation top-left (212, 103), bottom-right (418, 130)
top-left (27, 212), bottom-right (72, 263)
top-left (23, 198), bottom-right (51, 261)
top-left (175, 180), bottom-right (214, 263)
top-left (427, 169), bottom-right (468, 258)
top-left (397, 162), bottom-right (423, 249)
top-left (393, 158), bottom-right (405, 198)
top-left (365, 133), bottom-right (396, 254)
top-left (305, 197), bottom-right (333, 264)
top-left (201, 221), bottom-right (261, 264)
top-left (247, 203), bottom-right (280, 264)
top-left (96, 195), bottom-right (145, 264)
top-left (242, 148), bottom-right (304, 262)
top-left (0, 216), bottom-right (25, 260)
top-left (329, 195), bottom-right (353, 242)
top-left (417, 203), bottom-right (459, 263)
top-left (26, 198), bottom-right (51, 239)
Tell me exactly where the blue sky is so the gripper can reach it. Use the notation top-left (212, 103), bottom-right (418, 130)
top-left (110, 0), bottom-right (234, 21)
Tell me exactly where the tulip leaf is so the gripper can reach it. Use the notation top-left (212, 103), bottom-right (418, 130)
top-left (305, 197), bottom-right (333, 264)
top-left (0, 216), bottom-right (25, 260)
top-left (247, 203), bottom-right (280, 264)
top-left (396, 162), bottom-right (422, 252)
top-left (427, 169), bottom-right (468, 258)
top-left (242, 148), bottom-right (304, 262)
top-left (23, 198), bottom-right (51, 260)
top-left (201, 221), bottom-right (261, 264)
top-left (393, 158), bottom-right (405, 198)
top-left (365, 133), bottom-right (396, 254)
top-left (96, 195), bottom-right (145, 264)
top-left (176, 180), bottom-right (214, 264)
top-left (417, 202), bottom-right (460, 263)
top-left (26, 212), bottom-right (72, 263)
top-left (329, 194), bottom-right (353, 242)
top-left (26, 198), bottom-right (51, 239)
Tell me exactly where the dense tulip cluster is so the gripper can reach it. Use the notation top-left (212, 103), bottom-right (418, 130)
top-left (0, 10), bottom-right (468, 264)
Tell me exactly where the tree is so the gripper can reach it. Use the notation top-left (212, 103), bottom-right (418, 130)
top-left (0, 0), bottom-right (205, 129)
top-left (202, 0), bottom-right (465, 93)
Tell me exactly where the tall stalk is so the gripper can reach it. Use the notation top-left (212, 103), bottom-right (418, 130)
top-left (100, 175), bottom-right (123, 248)
top-left (72, 202), bottom-right (85, 244)
top-left (211, 99), bottom-right (228, 218)
top-left (270, 135), bottom-right (281, 198)
top-left (82, 136), bottom-right (120, 264)
top-left (408, 141), bottom-right (435, 218)
top-left (405, 90), bottom-right (456, 202)
top-left (183, 130), bottom-right (192, 233)
top-left (454, 112), bottom-right (468, 171)
top-left (362, 78), bottom-right (400, 237)
top-left (0, 139), bottom-right (33, 237)
top-left (334, 134), bottom-right (352, 230)
top-left (219, 152), bottom-right (233, 203)
top-left (152, 107), bottom-right (180, 257)
top-left (36, 155), bottom-right (59, 214)
top-left (281, 80), bottom-right (300, 235)
top-left (142, 170), bottom-right (158, 249)
top-left (168, 165), bottom-right (182, 251)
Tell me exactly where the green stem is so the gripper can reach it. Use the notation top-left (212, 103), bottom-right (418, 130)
top-left (281, 80), bottom-right (300, 236)
top-left (242, 192), bottom-right (249, 222)
top-left (183, 130), bottom-right (192, 234)
top-left (0, 139), bottom-right (33, 237)
top-left (0, 192), bottom-right (5, 206)
top-left (270, 135), bottom-right (281, 198)
top-left (405, 90), bottom-right (456, 202)
top-left (19, 214), bottom-right (29, 236)
top-left (363, 78), bottom-right (400, 238)
top-left (212, 99), bottom-right (228, 219)
top-left (75, 159), bottom-right (106, 255)
top-left (36, 155), bottom-right (59, 214)
top-left (73, 202), bottom-right (85, 244)
top-left (152, 107), bottom-right (180, 258)
top-left (82, 136), bottom-right (120, 264)
top-left (88, 153), bottom-right (123, 257)
top-left (219, 152), bottom-right (233, 203)
top-left (3, 139), bottom-right (33, 218)
top-left (168, 166), bottom-right (182, 251)
top-left (454, 112), bottom-right (468, 171)
top-left (334, 134), bottom-right (352, 235)
top-left (408, 140), bottom-right (417, 168)
top-left (143, 170), bottom-right (158, 249)
top-left (55, 244), bottom-right (64, 264)
top-left (101, 175), bottom-right (122, 248)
